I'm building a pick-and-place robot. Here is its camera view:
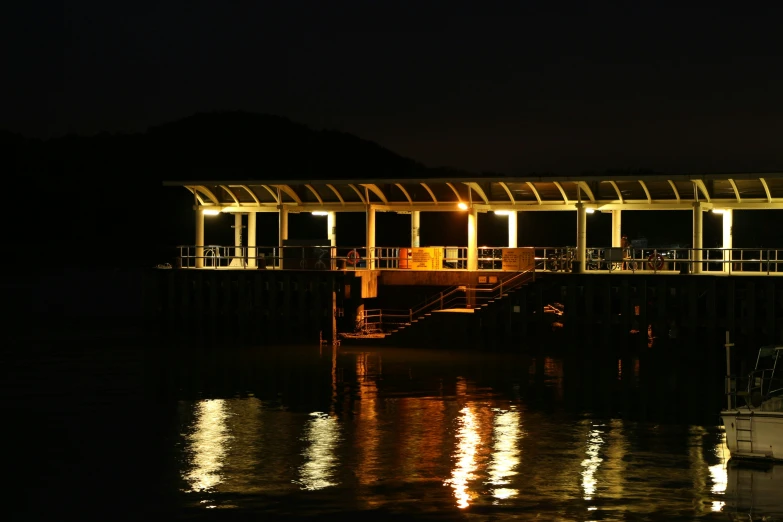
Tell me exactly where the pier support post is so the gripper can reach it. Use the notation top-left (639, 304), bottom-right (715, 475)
top-left (576, 203), bottom-right (587, 273)
top-left (508, 211), bottom-right (518, 248)
top-left (247, 212), bottom-right (257, 268)
top-left (411, 210), bottom-right (420, 248)
top-left (693, 202), bottom-right (703, 274)
top-left (328, 211), bottom-right (337, 269)
top-left (195, 208), bottom-right (205, 268)
top-left (612, 210), bottom-right (622, 247)
top-left (467, 207), bottom-right (478, 271)
top-left (366, 206), bottom-right (376, 269)
top-left (722, 209), bottom-right (733, 274)
top-left (278, 205), bottom-right (288, 268)
top-left (327, 212), bottom-right (337, 247)
top-left (234, 213), bottom-right (243, 262)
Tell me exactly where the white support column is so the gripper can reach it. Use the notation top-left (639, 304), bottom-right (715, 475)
top-left (366, 206), bottom-right (376, 269)
top-left (278, 206), bottom-right (288, 269)
top-left (723, 209), bottom-right (733, 274)
top-left (247, 212), bottom-right (257, 268)
top-left (278, 206), bottom-right (288, 247)
top-left (328, 211), bottom-right (337, 270)
top-left (411, 210), bottom-right (420, 248)
top-left (327, 212), bottom-right (337, 247)
top-left (195, 208), bottom-right (205, 269)
top-left (508, 211), bottom-right (518, 248)
top-left (234, 213), bottom-right (243, 260)
top-left (467, 207), bottom-right (478, 271)
top-left (612, 210), bottom-right (622, 247)
top-left (576, 203), bottom-right (587, 274)
top-left (693, 202), bottom-right (703, 274)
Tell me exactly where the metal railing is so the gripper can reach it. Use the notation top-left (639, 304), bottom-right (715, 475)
top-left (176, 245), bottom-right (471, 270)
top-left (173, 245), bottom-right (783, 274)
top-left (537, 246), bottom-right (783, 274)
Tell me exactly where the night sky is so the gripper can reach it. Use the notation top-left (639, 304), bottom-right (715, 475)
top-left (3, 3), bottom-right (782, 175)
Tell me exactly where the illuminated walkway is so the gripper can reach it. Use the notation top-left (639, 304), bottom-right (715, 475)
top-left (165, 172), bottom-right (783, 275)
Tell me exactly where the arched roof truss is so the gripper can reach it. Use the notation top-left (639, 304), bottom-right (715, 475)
top-left (553, 182), bottom-right (569, 204)
top-left (360, 183), bottom-right (389, 204)
top-left (326, 184), bottom-right (345, 205)
top-left (498, 181), bottom-right (515, 204)
top-left (164, 173), bottom-right (783, 213)
top-left (394, 183), bottom-right (413, 204)
top-left (348, 184), bottom-right (366, 205)
top-left (304, 184), bottom-right (323, 204)
top-left (220, 185), bottom-right (240, 206)
top-left (465, 182), bottom-right (489, 204)
top-left (238, 185), bottom-right (260, 205)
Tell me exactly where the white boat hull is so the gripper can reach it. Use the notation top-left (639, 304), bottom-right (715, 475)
top-left (721, 409), bottom-right (783, 461)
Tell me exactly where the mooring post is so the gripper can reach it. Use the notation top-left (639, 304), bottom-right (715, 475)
top-left (332, 291), bottom-right (337, 344)
top-left (725, 330), bottom-right (733, 410)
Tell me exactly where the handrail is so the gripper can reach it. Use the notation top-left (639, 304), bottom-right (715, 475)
top-left (359, 268), bottom-right (536, 333)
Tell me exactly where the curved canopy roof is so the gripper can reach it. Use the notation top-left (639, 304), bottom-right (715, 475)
top-left (164, 172), bottom-right (783, 213)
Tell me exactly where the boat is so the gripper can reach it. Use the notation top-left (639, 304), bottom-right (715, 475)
top-left (721, 335), bottom-right (783, 461)
top-left (724, 460), bottom-right (783, 521)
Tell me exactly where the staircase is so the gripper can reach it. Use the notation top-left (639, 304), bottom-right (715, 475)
top-left (354, 269), bottom-right (535, 341)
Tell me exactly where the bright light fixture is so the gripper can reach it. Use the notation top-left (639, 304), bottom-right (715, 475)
top-left (586, 208), bottom-right (595, 214)
top-left (312, 211), bottom-right (329, 216)
top-left (457, 202), bottom-right (468, 210)
top-left (712, 209), bottom-right (726, 214)
top-left (202, 209), bottom-right (220, 216)
top-left (494, 210), bottom-right (512, 216)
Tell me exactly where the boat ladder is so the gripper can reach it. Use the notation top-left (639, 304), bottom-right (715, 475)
top-left (735, 415), bottom-right (754, 454)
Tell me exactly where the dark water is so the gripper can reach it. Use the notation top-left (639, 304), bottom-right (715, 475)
top-left (4, 327), bottom-right (782, 521)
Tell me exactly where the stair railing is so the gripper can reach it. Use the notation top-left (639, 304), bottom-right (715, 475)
top-left (371, 268), bottom-right (536, 332)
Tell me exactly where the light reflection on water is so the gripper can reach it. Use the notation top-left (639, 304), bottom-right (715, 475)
top-left (486, 408), bottom-right (521, 501)
top-left (296, 412), bottom-right (342, 490)
top-left (183, 399), bottom-right (231, 494)
top-left (173, 346), bottom-right (738, 519)
top-left (708, 432), bottom-right (728, 513)
top-left (444, 403), bottom-right (480, 508)
top-left (581, 425), bottom-right (604, 501)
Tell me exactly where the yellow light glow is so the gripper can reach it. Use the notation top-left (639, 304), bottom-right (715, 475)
top-left (712, 209), bottom-right (726, 214)
top-left (458, 202), bottom-right (468, 211)
top-left (494, 210), bottom-right (512, 216)
top-left (202, 209), bottom-right (221, 216)
top-left (184, 399), bottom-right (231, 493)
top-left (312, 211), bottom-right (329, 216)
top-left (586, 208), bottom-right (595, 214)
top-left (296, 412), bottom-right (341, 490)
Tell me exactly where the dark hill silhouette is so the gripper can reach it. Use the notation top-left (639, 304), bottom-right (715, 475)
top-left (4, 111), bottom-right (477, 187)
top-left (1, 111), bottom-right (475, 266)
top-left (145, 111), bottom-right (442, 181)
